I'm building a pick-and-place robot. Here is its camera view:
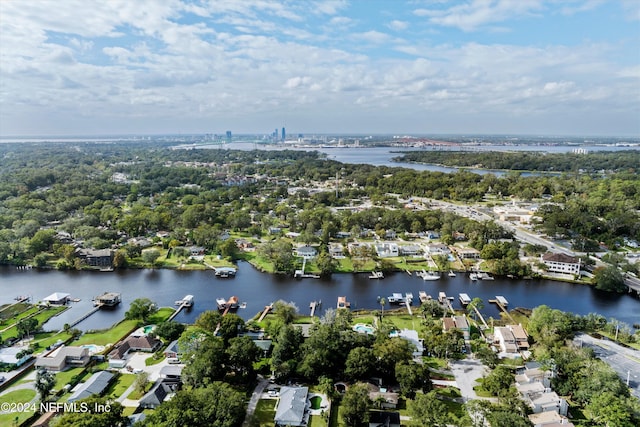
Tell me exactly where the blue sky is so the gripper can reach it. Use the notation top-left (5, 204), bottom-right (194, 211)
top-left (1, 0), bottom-right (639, 136)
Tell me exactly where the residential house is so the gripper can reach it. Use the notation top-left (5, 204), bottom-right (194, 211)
top-left (68, 371), bottom-right (114, 403)
top-left (335, 231), bottom-right (351, 239)
top-left (188, 246), bottom-right (205, 256)
top-left (235, 239), bottom-right (255, 251)
top-left (453, 231), bottom-right (467, 241)
top-left (426, 243), bottom-right (451, 256)
top-left (395, 329), bottom-right (424, 357)
top-left (493, 327), bottom-right (518, 353)
top-left (0, 347), bottom-right (32, 367)
top-left (367, 384), bottom-right (399, 410)
top-left (426, 231), bottom-right (440, 239)
top-left (510, 324), bottom-right (530, 351)
top-left (528, 411), bottom-right (574, 427)
top-left (456, 247), bottom-right (481, 260)
top-left (442, 317), bottom-right (456, 333)
top-left (454, 316), bottom-right (470, 340)
top-left (159, 365), bottom-right (183, 379)
top-left (35, 346), bottom-right (90, 371)
top-left (274, 386), bottom-right (309, 427)
top-left (77, 248), bottom-right (113, 267)
top-left (163, 340), bottom-right (181, 360)
top-left (541, 252), bottom-right (581, 275)
top-left (374, 243), bottom-right (399, 258)
top-left (268, 226), bottom-right (282, 235)
top-left (529, 391), bottom-right (568, 416)
top-left (328, 243), bottom-right (345, 258)
top-left (399, 245), bottom-right (422, 256)
top-left (295, 245), bottom-right (318, 259)
top-left (384, 230), bottom-right (397, 239)
top-left (108, 335), bottom-right (162, 368)
top-left (139, 379), bottom-right (180, 409)
top-left (368, 411), bottom-right (401, 427)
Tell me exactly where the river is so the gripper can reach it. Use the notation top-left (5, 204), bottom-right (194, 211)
top-left (1, 264), bottom-right (638, 331)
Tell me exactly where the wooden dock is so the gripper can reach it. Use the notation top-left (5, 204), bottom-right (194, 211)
top-left (168, 298), bottom-right (192, 322)
top-left (309, 300), bottom-right (321, 317)
top-left (258, 304), bottom-right (273, 322)
top-left (64, 303), bottom-right (103, 330)
top-left (489, 298), bottom-right (515, 323)
top-left (405, 293), bottom-right (413, 316)
top-left (471, 305), bottom-right (489, 329)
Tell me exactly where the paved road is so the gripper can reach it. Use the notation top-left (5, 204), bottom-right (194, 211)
top-left (574, 333), bottom-right (640, 399)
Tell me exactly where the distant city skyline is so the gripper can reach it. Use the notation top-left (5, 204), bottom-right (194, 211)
top-left (1, 1), bottom-right (639, 137)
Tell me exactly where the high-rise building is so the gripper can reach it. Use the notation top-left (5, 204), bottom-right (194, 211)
top-left (281, 127), bottom-right (286, 141)
top-left (226, 131), bottom-right (232, 142)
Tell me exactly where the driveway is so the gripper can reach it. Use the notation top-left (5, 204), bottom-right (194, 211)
top-left (449, 358), bottom-right (491, 401)
top-left (242, 376), bottom-right (269, 427)
top-left (574, 333), bottom-right (640, 399)
top-left (121, 352), bottom-right (170, 381)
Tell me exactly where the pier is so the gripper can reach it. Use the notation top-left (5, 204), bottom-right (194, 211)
top-left (418, 291), bottom-right (431, 304)
top-left (405, 293), bottom-right (413, 316)
top-left (258, 304), bottom-right (273, 322)
top-left (337, 296), bottom-right (351, 309)
top-left (438, 292), bottom-right (455, 314)
top-left (309, 300), bottom-right (321, 317)
top-left (489, 296), bottom-right (515, 323)
top-left (63, 304), bottom-right (102, 330)
top-left (471, 305), bottom-right (489, 329)
top-left (168, 295), bottom-right (194, 322)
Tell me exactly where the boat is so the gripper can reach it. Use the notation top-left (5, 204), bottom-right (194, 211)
top-left (387, 293), bottom-right (406, 304)
top-left (469, 272), bottom-right (478, 281)
top-left (479, 272), bottom-right (494, 280)
top-left (438, 292), bottom-right (448, 303)
top-left (369, 271), bottom-right (384, 279)
top-left (459, 293), bottom-right (471, 305)
top-left (448, 270), bottom-right (456, 277)
top-left (422, 271), bottom-right (441, 281)
top-left (215, 267), bottom-right (237, 278)
top-left (175, 294), bottom-right (194, 307)
top-left (217, 296), bottom-right (239, 310)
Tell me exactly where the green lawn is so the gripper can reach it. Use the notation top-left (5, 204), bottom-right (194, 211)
top-left (310, 414), bottom-right (329, 427)
top-left (0, 388), bottom-right (36, 404)
top-left (0, 411), bottom-right (35, 426)
top-left (54, 367), bottom-right (90, 391)
top-left (74, 319), bottom-right (138, 346)
top-left (148, 307), bottom-right (175, 324)
top-left (1, 306), bottom-right (68, 340)
top-left (253, 399), bottom-right (277, 426)
top-left (106, 373), bottom-right (136, 400)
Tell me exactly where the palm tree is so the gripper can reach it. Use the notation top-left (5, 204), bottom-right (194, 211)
top-left (379, 297), bottom-right (386, 319)
top-left (467, 297), bottom-right (484, 320)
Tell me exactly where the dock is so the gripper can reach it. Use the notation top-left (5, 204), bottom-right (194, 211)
top-left (63, 304), bottom-right (102, 330)
top-left (369, 271), bottom-right (384, 279)
top-left (168, 295), bottom-right (194, 322)
top-left (459, 293), bottom-right (471, 306)
top-left (471, 305), bottom-right (489, 329)
top-left (258, 304), bottom-right (273, 322)
top-left (309, 300), bottom-right (321, 317)
top-left (418, 291), bottom-right (431, 303)
top-left (337, 296), bottom-right (351, 309)
top-left (405, 293), bottom-right (413, 316)
top-left (438, 292), bottom-right (455, 314)
top-left (214, 267), bottom-right (237, 278)
top-left (93, 292), bottom-right (121, 307)
top-left (489, 296), bottom-right (515, 323)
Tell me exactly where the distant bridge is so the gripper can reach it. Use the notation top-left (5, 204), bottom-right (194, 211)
top-left (623, 274), bottom-right (640, 295)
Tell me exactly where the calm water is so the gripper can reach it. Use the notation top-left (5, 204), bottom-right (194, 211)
top-left (1, 264), bottom-right (638, 331)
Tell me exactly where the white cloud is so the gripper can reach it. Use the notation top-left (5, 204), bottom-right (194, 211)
top-left (387, 20), bottom-right (409, 31)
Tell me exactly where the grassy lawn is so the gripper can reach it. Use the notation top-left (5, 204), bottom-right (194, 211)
top-left (0, 411), bottom-right (35, 426)
top-left (74, 319), bottom-right (138, 346)
top-left (253, 399), bottom-right (277, 426)
top-left (0, 388), bottom-right (37, 404)
top-left (0, 303), bottom-right (35, 322)
top-left (54, 367), bottom-right (90, 391)
top-left (422, 356), bottom-right (448, 370)
top-left (145, 354), bottom-right (165, 366)
top-left (310, 414), bottom-right (329, 427)
top-left (1, 306), bottom-right (68, 340)
top-left (148, 307), bottom-right (174, 323)
top-left (106, 373), bottom-right (137, 400)
top-left (382, 314), bottom-right (421, 331)
top-left (32, 331), bottom-right (72, 349)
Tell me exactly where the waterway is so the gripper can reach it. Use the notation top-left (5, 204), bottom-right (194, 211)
top-left (2, 264), bottom-right (638, 331)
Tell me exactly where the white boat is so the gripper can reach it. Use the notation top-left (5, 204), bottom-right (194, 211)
top-left (479, 272), bottom-right (494, 280)
top-left (422, 271), bottom-right (441, 281)
top-left (216, 297), bottom-right (227, 309)
top-left (369, 271), bottom-right (384, 279)
top-left (448, 270), bottom-right (456, 277)
top-left (387, 293), bottom-right (406, 304)
top-left (418, 291), bottom-right (431, 303)
top-left (469, 272), bottom-right (478, 281)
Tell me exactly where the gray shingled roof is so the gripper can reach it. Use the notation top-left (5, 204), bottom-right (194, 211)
top-left (274, 386), bottom-right (308, 426)
top-left (68, 371), bottom-right (114, 402)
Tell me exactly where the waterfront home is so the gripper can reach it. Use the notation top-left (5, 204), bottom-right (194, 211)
top-left (188, 246), bottom-right (205, 256)
top-left (67, 371), bottom-right (114, 403)
top-left (528, 411), bottom-right (574, 427)
top-left (366, 383), bottom-right (399, 409)
top-left (0, 347), bottom-right (32, 367)
top-left (163, 340), bottom-right (181, 360)
top-left (295, 245), bottom-right (318, 259)
top-left (456, 247), bottom-right (481, 260)
top-left (35, 346), bottom-right (90, 371)
top-left (399, 244), bottom-right (422, 256)
top-left (108, 335), bottom-right (162, 368)
top-left (235, 238), bottom-right (255, 251)
top-left (274, 386), bottom-right (309, 427)
top-left (494, 327), bottom-right (518, 353)
top-left (328, 243), bottom-right (345, 258)
top-left (77, 248), bottom-right (113, 267)
top-left (541, 252), bottom-right (581, 275)
top-left (395, 329), bottom-right (424, 358)
top-left (425, 243), bottom-right (451, 255)
top-left (374, 242), bottom-right (399, 258)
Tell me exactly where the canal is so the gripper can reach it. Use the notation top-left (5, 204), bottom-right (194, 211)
top-left (1, 264), bottom-right (638, 331)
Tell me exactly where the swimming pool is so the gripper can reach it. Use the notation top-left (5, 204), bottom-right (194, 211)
top-left (352, 323), bottom-right (375, 334)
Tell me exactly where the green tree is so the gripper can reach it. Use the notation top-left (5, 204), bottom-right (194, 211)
top-left (217, 313), bottom-right (245, 343)
top-left (395, 361), bottom-right (431, 398)
top-left (194, 310), bottom-right (222, 333)
top-left (585, 391), bottom-right (636, 427)
top-left (316, 250), bottom-right (337, 277)
top-left (410, 391), bottom-right (449, 427)
top-left (345, 347), bottom-right (376, 380)
top-left (273, 300), bottom-right (298, 324)
top-left (134, 371), bottom-right (150, 394)
top-left (125, 298), bottom-right (158, 323)
top-left (54, 398), bottom-right (127, 427)
top-left (592, 265), bottom-right (626, 293)
top-left (17, 317), bottom-right (38, 339)
top-left (154, 321), bottom-right (185, 342)
top-left (142, 383), bottom-right (245, 427)
top-left (226, 336), bottom-right (261, 380)
top-left (483, 365), bottom-right (514, 397)
top-left (341, 383), bottom-right (371, 427)
top-left (34, 369), bottom-right (55, 402)
top-left (182, 336), bottom-right (227, 387)
top-left (218, 238), bottom-right (240, 260)
top-left (142, 249), bottom-right (161, 266)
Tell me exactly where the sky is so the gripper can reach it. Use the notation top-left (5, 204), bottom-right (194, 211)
top-left (1, 0), bottom-right (639, 137)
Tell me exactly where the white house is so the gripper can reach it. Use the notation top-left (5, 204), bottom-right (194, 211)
top-left (295, 245), bottom-right (318, 259)
top-left (374, 243), bottom-right (399, 258)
